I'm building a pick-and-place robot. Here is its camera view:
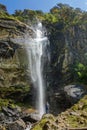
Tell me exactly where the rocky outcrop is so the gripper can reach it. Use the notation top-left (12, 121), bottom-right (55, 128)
top-left (31, 95), bottom-right (87, 130)
top-left (46, 23), bottom-right (87, 88)
top-left (0, 17), bottom-right (34, 108)
top-left (6, 119), bottom-right (26, 130)
top-left (44, 22), bottom-right (87, 114)
top-left (0, 96), bottom-right (87, 130)
top-left (0, 119), bottom-right (26, 130)
top-left (64, 85), bottom-right (86, 102)
top-left (0, 104), bottom-right (38, 130)
top-left (0, 16), bottom-right (41, 130)
top-left (0, 105), bottom-right (22, 123)
top-left (0, 18), bottom-right (33, 58)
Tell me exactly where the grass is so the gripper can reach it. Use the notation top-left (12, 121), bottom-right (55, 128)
top-left (66, 95), bottom-right (87, 128)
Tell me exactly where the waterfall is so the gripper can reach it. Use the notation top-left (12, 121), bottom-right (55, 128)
top-left (25, 22), bottom-right (49, 118)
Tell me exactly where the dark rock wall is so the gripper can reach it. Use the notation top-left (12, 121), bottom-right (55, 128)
top-left (46, 23), bottom-right (87, 89)
top-left (44, 23), bottom-right (87, 114)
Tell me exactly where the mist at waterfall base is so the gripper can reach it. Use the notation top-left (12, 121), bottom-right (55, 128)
top-left (25, 22), bottom-right (49, 118)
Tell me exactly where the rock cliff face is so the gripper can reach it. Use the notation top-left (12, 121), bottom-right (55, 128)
top-left (0, 4), bottom-right (87, 130)
top-left (45, 23), bottom-right (87, 114)
top-left (46, 23), bottom-right (87, 88)
top-left (0, 16), bottom-right (87, 115)
top-left (0, 18), bottom-right (33, 107)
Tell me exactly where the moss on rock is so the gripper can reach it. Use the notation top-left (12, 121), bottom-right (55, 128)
top-left (31, 95), bottom-right (87, 130)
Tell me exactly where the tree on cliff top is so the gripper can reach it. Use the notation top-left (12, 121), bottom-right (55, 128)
top-left (0, 4), bottom-right (7, 12)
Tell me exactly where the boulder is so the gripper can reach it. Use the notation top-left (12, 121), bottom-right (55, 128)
top-left (2, 106), bottom-right (21, 117)
top-left (0, 113), bottom-right (5, 121)
top-left (22, 113), bottom-right (40, 123)
top-left (64, 85), bottom-right (86, 103)
top-left (0, 105), bottom-right (22, 124)
top-left (0, 125), bottom-right (6, 130)
top-left (6, 119), bottom-right (26, 130)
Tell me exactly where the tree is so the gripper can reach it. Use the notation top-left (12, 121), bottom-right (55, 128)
top-left (50, 6), bottom-right (59, 14)
top-left (0, 4), bottom-right (7, 12)
top-left (14, 10), bottom-right (23, 16)
top-left (74, 63), bottom-right (87, 84)
top-left (44, 13), bottom-right (58, 23)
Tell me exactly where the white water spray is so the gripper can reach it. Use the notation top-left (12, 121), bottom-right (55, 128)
top-left (25, 22), bottom-right (49, 118)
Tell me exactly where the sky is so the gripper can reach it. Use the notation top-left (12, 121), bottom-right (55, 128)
top-left (0, 0), bottom-right (87, 14)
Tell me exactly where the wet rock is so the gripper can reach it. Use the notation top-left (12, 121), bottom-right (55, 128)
top-left (6, 119), bottom-right (26, 130)
top-left (0, 112), bottom-right (12, 124)
top-left (0, 113), bottom-right (5, 121)
top-left (2, 107), bottom-right (16, 116)
top-left (0, 105), bottom-right (23, 124)
top-left (22, 113), bottom-right (39, 123)
top-left (2, 106), bottom-right (21, 118)
top-left (25, 122), bottom-right (32, 130)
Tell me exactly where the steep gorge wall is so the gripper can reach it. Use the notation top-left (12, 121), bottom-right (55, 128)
top-left (45, 23), bottom-right (87, 114)
top-left (46, 23), bottom-right (87, 89)
top-left (0, 17), bottom-right (87, 113)
top-left (0, 18), bottom-right (33, 106)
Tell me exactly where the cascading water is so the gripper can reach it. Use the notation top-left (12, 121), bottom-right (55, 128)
top-left (25, 22), bottom-right (49, 118)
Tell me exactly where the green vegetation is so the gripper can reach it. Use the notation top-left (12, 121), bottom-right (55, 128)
top-left (0, 98), bottom-right (12, 110)
top-left (73, 63), bottom-right (87, 84)
top-left (13, 9), bottom-right (44, 24)
top-left (0, 9), bottom-right (18, 20)
top-left (0, 3), bottom-right (87, 129)
top-left (0, 3), bottom-right (7, 13)
top-left (0, 66), bottom-right (30, 110)
top-left (66, 95), bottom-right (87, 128)
top-left (11, 3), bottom-right (87, 27)
top-left (0, 4), bottom-right (15, 20)
top-left (32, 95), bottom-right (87, 129)
top-left (31, 114), bottom-right (56, 130)
top-left (0, 85), bottom-right (30, 109)
top-left (1, 3), bottom-right (87, 27)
